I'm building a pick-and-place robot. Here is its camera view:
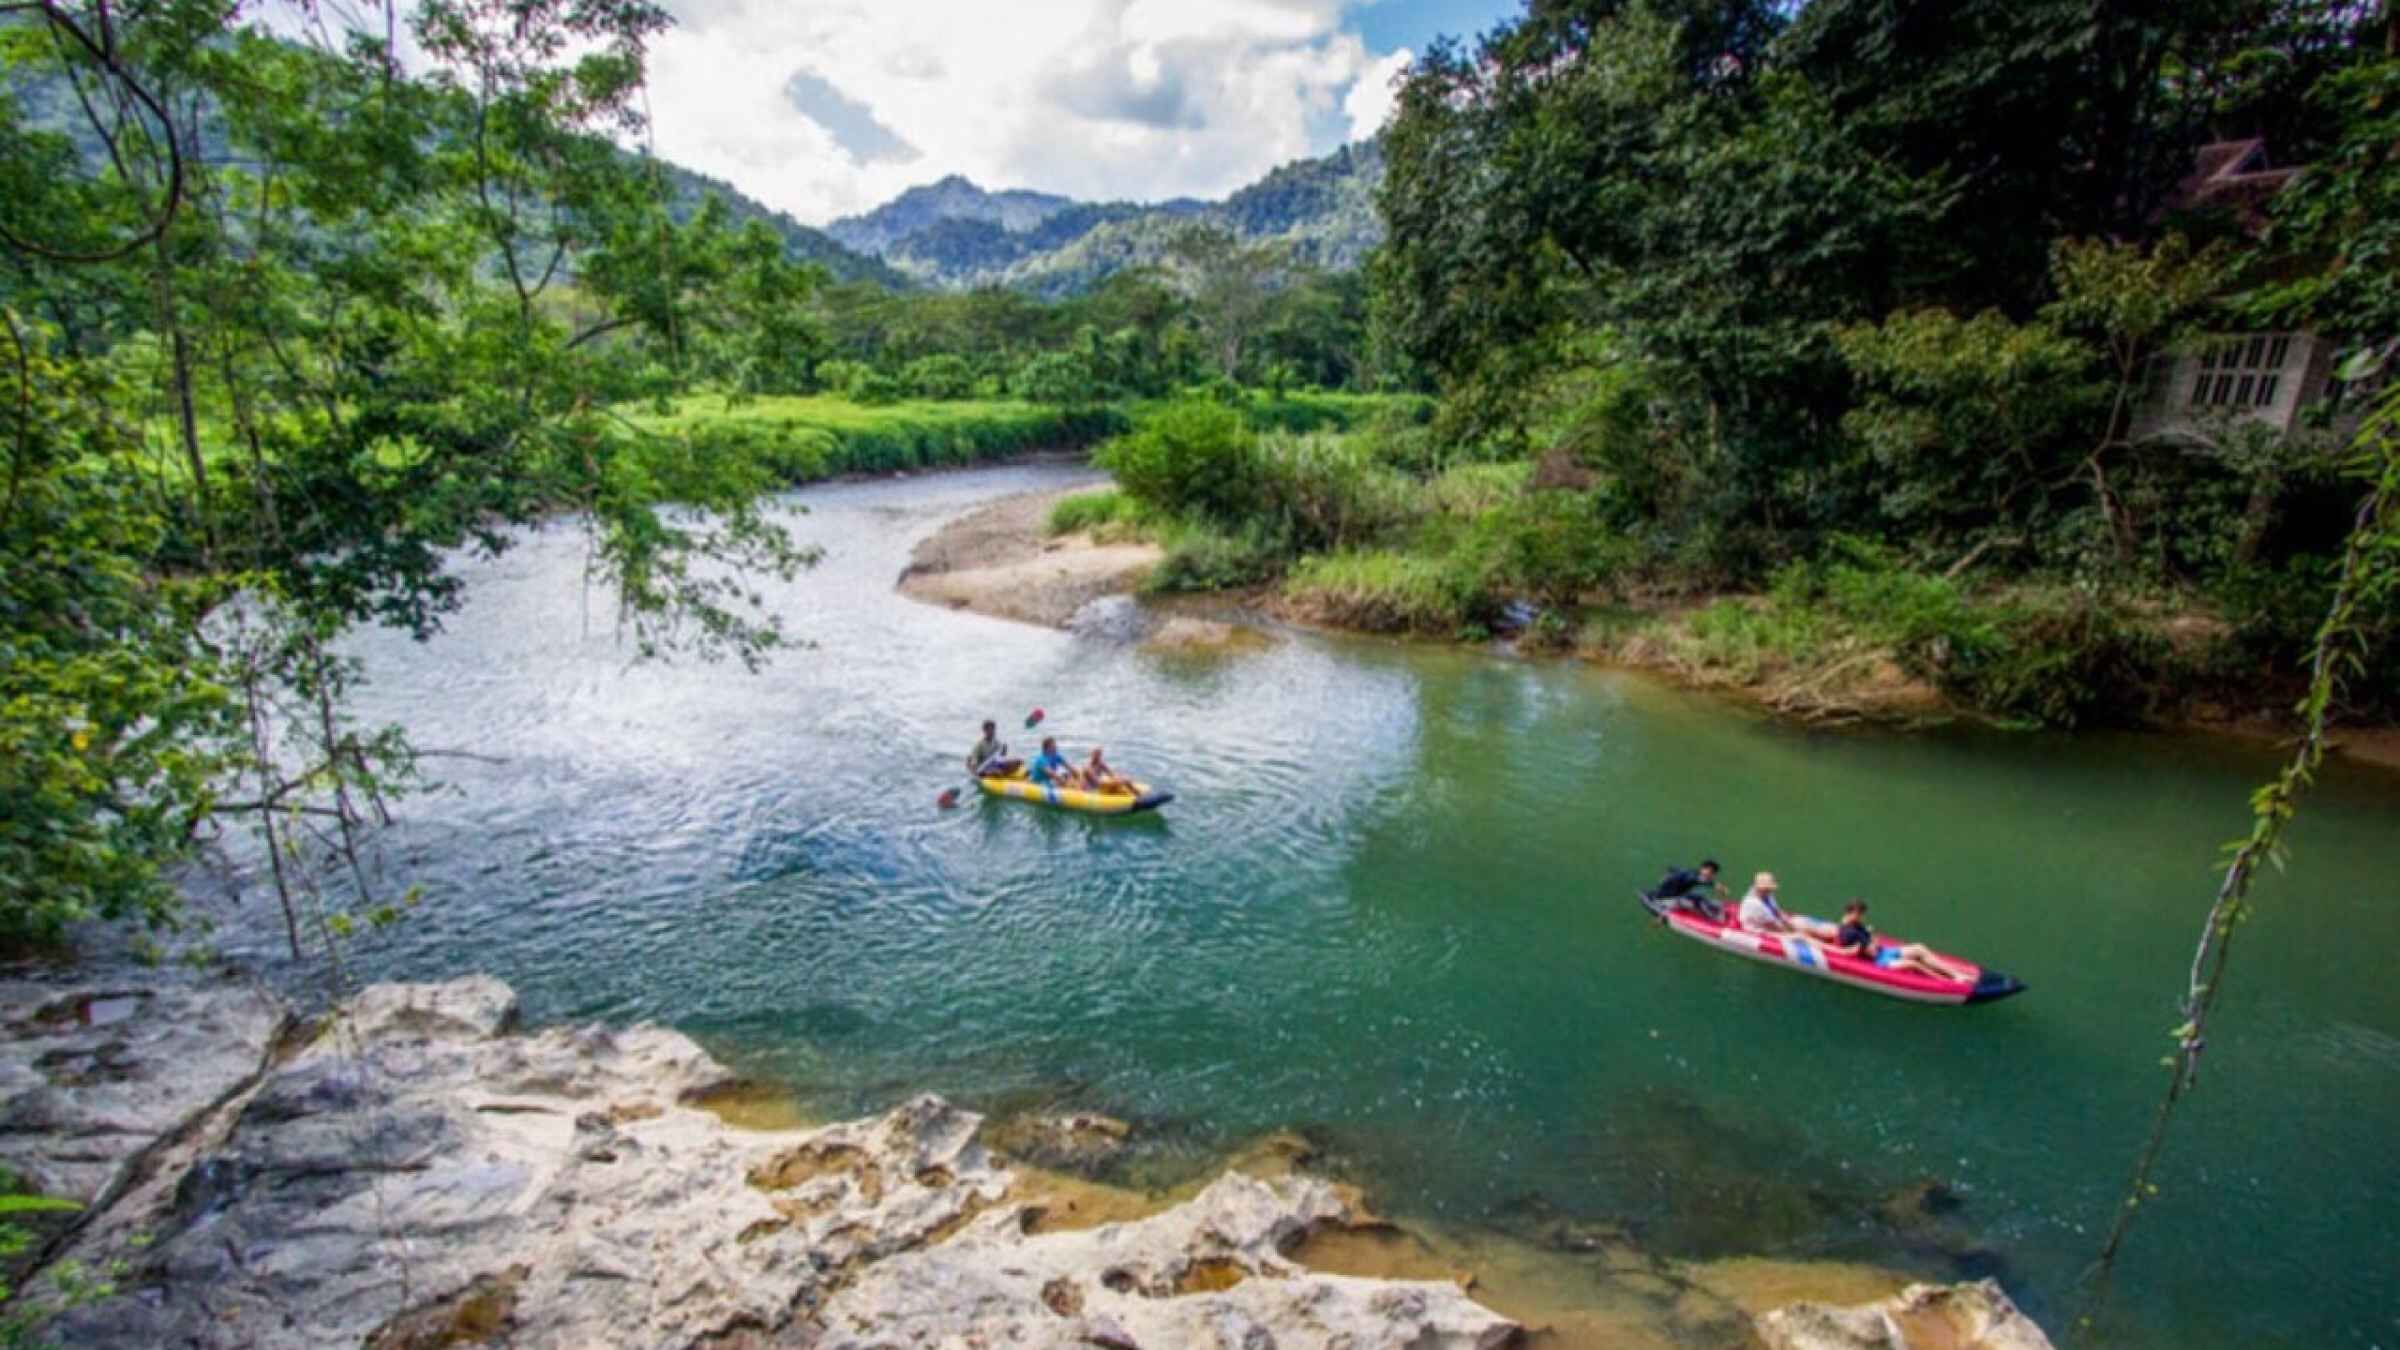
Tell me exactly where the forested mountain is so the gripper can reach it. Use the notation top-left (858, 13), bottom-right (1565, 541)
top-left (826, 141), bottom-right (1385, 295)
top-left (825, 175), bottom-right (1091, 255)
top-left (654, 163), bottom-right (912, 289)
top-left (3, 44), bottom-right (906, 291)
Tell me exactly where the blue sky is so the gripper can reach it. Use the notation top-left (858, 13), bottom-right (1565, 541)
top-left (1352, 0), bottom-right (1521, 54)
top-left (641, 1), bottom-right (1524, 226)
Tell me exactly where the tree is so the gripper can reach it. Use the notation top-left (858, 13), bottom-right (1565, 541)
top-left (2245, 53), bottom-right (2400, 351)
top-left (0, 2), bottom-right (819, 947)
top-left (1165, 225), bottom-right (1289, 383)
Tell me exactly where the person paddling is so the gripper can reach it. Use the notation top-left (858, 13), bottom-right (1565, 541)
top-left (1655, 859), bottom-right (1725, 919)
top-left (1079, 745), bottom-right (1129, 794)
top-left (966, 720), bottom-right (1018, 777)
top-left (1028, 736), bottom-right (1076, 787)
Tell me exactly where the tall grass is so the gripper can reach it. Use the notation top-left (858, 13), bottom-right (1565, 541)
top-left (1046, 488), bottom-right (1142, 537)
top-left (1283, 549), bottom-right (1488, 634)
top-left (628, 395), bottom-right (1129, 484)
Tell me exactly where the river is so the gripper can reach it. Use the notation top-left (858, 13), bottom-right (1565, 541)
top-left (259, 463), bottom-right (2399, 1348)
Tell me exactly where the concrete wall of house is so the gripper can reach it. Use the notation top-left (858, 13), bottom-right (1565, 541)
top-left (2133, 330), bottom-right (2334, 441)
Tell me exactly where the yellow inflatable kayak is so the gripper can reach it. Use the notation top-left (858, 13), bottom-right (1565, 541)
top-left (976, 766), bottom-right (1173, 815)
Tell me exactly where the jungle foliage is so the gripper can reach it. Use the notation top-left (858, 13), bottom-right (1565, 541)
top-left (0, 0), bottom-right (833, 946)
top-left (1349, 0), bottom-right (2399, 718)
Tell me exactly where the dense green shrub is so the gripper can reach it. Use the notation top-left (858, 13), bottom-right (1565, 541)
top-left (1096, 399), bottom-right (1258, 521)
top-left (1774, 541), bottom-right (2177, 727)
top-left (1460, 491), bottom-right (1632, 607)
top-left (903, 354), bottom-right (975, 400)
top-left (648, 397), bottom-right (1128, 485)
top-left (1242, 391), bottom-right (1430, 434)
top-left (1252, 432), bottom-right (1419, 550)
top-left (1423, 462), bottom-right (1532, 516)
top-left (1283, 548), bottom-right (1494, 634)
top-left (1015, 349), bottom-right (1107, 406)
top-left (1047, 488), bottom-right (1141, 536)
top-left (1965, 594), bottom-right (2170, 727)
top-left (1144, 522), bottom-right (1289, 592)
top-left (850, 371), bottom-right (904, 405)
top-left (814, 358), bottom-right (871, 398)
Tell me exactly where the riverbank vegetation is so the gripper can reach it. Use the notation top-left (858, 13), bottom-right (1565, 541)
top-left (0, 2), bottom-right (1419, 948)
top-left (4, 0), bottom-right (2396, 950)
top-left (1069, 1), bottom-right (2399, 737)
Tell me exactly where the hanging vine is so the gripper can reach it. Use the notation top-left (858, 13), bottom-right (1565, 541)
top-left (2078, 374), bottom-right (2400, 1339)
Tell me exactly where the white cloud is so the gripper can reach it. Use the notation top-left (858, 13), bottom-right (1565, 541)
top-left (641, 0), bottom-right (1404, 225)
top-left (1343, 47), bottom-right (1411, 139)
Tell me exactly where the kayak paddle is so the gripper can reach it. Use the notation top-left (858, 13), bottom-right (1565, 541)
top-left (936, 708), bottom-right (1044, 809)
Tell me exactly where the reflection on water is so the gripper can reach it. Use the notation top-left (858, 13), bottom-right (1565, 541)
top-left (215, 464), bottom-right (2400, 1349)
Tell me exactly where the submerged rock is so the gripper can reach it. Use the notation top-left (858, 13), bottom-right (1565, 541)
top-left (983, 1109), bottom-right (1135, 1174)
top-left (1758, 1278), bottom-right (2056, 1350)
top-left (1140, 615), bottom-right (1272, 654)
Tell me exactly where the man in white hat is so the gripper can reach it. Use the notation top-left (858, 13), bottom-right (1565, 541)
top-left (1737, 872), bottom-right (1839, 942)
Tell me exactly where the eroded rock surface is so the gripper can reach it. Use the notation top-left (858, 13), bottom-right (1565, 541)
top-left (23, 976), bottom-right (2047, 1350)
top-left (40, 978), bottom-right (1513, 1349)
top-left (818, 1170), bottom-right (1518, 1350)
top-left (1758, 1278), bottom-right (2056, 1350)
top-left (0, 975), bottom-right (287, 1207)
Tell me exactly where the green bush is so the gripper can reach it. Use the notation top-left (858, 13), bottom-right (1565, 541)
top-left (1144, 521), bottom-right (1288, 592)
top-left (1283, 548), bottom-right (1494, 634)
top-left (638, 397), bottom-right (1128, 486)
top-left (902, 354), bottom-right (975, 400)
top-left (1251, 432), bottom-right (1419, 550)
top-left (1096, 399), bottom-right (1258, 521)
top-left (1015, 349), bottom-right (1106, 406)
top-left (1943, 589), bottom-right (2173, 728)
top-left (1047, 488), bottom-right (1139, 536)
top-left (1460, 491), bottom-right (1630, 607)
top-left (1678, 597), bottom-right (1835, 680)
top-left (1424, 462), bottom-right (1530, 516)
top-left (1242, 391), bottom-right (1430, 434)
top-left (850, 371), bottom-right (904, 406)
top-left (814, 358), bottom-right (871, 398)
top-left (1771, 541), bottom-right (2176, 728)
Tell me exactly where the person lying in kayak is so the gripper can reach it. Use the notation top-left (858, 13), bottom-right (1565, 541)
top-left (1737, 872), bottom-right (1840, 943)
top-left (1827, 901), bottom-right (1973, 981)
top-left (967, 720), bottom-right (1019, 776)
top-left (1655, 860), bottom-right (1725, 918)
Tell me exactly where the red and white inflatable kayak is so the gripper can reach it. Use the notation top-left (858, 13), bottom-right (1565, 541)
top-left (1638, 893), bottom-right (2026, 1006)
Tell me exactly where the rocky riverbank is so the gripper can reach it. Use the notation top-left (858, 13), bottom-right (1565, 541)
top-left (0, 973), bottom-right (2053, 1349)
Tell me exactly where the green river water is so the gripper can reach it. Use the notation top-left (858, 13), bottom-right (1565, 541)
top-left (288, 464), bottom-right (2400, 1348)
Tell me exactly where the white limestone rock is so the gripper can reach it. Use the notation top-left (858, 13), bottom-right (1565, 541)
top-left (815, 1171), bottom-right (1520, 1350)
top-left (0, 976), bottom-right (287, 1206)
top-left (1758, 1278), bottom-right (2056, 1350)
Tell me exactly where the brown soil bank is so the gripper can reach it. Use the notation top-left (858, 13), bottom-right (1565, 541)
top-left (899, 486), bottom-right (1162, 628)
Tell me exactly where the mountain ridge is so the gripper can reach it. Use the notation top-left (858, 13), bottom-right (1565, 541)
top-left (825, 140), bottom-right (1385, 297)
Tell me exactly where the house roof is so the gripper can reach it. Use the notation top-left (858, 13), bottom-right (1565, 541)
top-left (2164, 138), bottom-right (2302, 226)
